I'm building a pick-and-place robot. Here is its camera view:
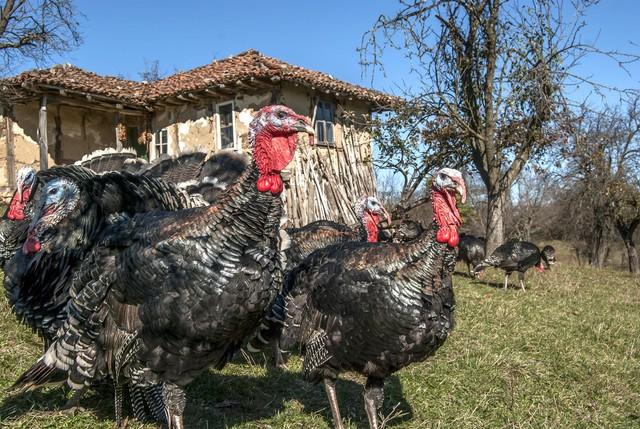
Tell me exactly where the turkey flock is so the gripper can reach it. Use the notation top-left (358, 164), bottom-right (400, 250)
top-left (0, 104), bottom-right (553, 428)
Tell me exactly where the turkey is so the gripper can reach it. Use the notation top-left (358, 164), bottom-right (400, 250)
top-left (15, 105), bottom-right (314, 429)
top-left (139, 149), bottom-right (249, 203)
top-left (473, 241), bottom-right (556, 291)
top-left (253, 168), bottom-right (466, 429)
top-left (5, 167), bottom-right (218, 423)
top-left (284, 195), bottom-right (390, 270)
top-left (74, 147), bottom-right (144, 173)
top-left (4, 166), bottom-right (204, 344)
top-left (379, 219), bottom-right (424, 243)
top-left (250, 195), bottom-right (390, 366)
top-left (0, 167), bottom-right (37, 266)
top-left (457, 233), bottom-right (485, 277)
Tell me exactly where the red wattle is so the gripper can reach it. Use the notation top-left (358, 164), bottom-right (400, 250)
top-left (436, 228), bottom-right (450, 244)
top-left (535, 264), bottom-right (545, 273)
top-left (364, 213), bottom-right (380, 243)
top-left (269, 177), bottom-right (283, 195)
top-left (257, 176), bottom-right (272, 192)
top-left (448, 232), bottom-right (459, 248)
top-left (22, 237), bottom-right (41, 255)
top-left (7, 192), bottom-right (25, 220)
top-left (257, 174), bottom-right (284, 195)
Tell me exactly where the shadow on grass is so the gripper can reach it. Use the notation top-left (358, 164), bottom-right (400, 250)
top-left (0, 382), bottom-right (115, 422)
top-left (1, 364), bottom-right (414, 428)
top-left (185, 364), bottom-right (413, 428)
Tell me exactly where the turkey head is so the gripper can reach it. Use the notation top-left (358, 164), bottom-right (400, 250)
top-left (6, 167), bottom-right (37, 221)
top-left (431, 168), bottom-right (466, 248)
top-left (251, 105), bottom-right (314, 195)
top-left (354, 195), bottom-right (391, 242)
top-left (22, 178), bottom-right (81, 255)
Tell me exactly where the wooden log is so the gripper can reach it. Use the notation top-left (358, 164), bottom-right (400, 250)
top-left (38, 95), bottom-right (48, 169)
top-left (114, 111), bottom-right (122, 150)
top-left (5, 115), bottom-right (15, 189)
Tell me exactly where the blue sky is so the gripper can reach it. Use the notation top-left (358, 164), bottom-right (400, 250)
top-left (13, 1), bottom-right (640, 103)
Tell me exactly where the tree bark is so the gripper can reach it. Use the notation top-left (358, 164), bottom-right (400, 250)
top-left (485, 189), bottom-right (505, 254)
top-left (616, 220), bottom-right (640, 274)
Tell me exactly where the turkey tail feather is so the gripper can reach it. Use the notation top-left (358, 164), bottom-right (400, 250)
top-left (10, 355), bottom-right (66, 392)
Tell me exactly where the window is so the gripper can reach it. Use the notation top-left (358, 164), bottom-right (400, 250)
top-left (314, 100), bottom-right (334, 145)
top-left (217, 101), bottom-right (236, 150)
top-left (155, 129), bottom-right (168, 156)
top-left (126, 126), bottom-right (139, 147)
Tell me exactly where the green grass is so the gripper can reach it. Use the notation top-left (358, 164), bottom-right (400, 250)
top-left (0, 241), bottom-right (638, 428)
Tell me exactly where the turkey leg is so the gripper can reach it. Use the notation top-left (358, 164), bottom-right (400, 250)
top-left (323, 377), bottom-right (344, 429)
top-left (61, 387), bottom-right (86, 415)
top-left (504, 273), bottom-right (510, 291)
top-left (363, 376), bottom-right (385, 429)
top-left (163, 382), bottom-right (186, 429)
top-left (518, 272), bottom-right (526, 292)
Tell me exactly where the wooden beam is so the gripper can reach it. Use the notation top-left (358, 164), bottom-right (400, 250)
top-left (5, 115), bottom-right (15, 189)
top-left (38, 96), bottom-right (48, 169)
top-left (115, 111), bottom-right (122, 150)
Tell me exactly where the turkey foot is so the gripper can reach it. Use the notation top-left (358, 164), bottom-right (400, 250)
top-left (61, 388), bottom-right (86, 415)
top-left (363, 377), bottom-right (385, 429)
top-left (163, 383), bottom-right (186, 429)
top-left (273, 339), bottom-right (288, 369)
top-left (323, 377), bottom-right (344, 429)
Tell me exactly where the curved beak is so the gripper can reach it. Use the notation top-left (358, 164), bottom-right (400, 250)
top-left (380, 206), bottom-right (392, 227)
top-left (454, 177), bottom-right (467, 204)
top-left (293, 115), bottom-right (315, 145)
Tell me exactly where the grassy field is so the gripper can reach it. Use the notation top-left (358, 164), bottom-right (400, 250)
top-left (0, 241), bottom-right (638, 428)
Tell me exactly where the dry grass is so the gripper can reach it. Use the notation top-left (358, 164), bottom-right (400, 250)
top-left (0, 241), bottom-right (638, 428)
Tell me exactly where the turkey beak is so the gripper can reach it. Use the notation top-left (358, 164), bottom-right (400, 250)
top-left (381, 206), bottom-right (392, 227)
top-left (293, 115), bottom-right (315, 145)
top-left (16, 184), bottom-right (23, 203)
top-left (455, 178), bottom-right (467, 204)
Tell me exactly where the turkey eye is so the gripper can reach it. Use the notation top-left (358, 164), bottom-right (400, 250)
top-left (277, 111), bottom-right (286, 119)
top-left (48, 188), bottom-right (57, 195)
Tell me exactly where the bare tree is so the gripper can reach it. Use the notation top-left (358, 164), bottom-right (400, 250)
top-left (562, 98), bottom-right (640, 272)
top-left (138, 59), bottom-right (164, 82)
top-left (372, 103), bottom-right (470, 217)
top-left (362, 0), bottom-right (638, 253)
top-left (0, 0), bottom-right (81, 74)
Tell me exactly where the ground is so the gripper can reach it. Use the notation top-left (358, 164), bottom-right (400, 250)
top-left (0, 242), bottom-right (638, 428)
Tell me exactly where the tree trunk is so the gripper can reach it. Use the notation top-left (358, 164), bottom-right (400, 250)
top-left (624, 239), bottom-right (639, 274)
top-left (616, 220), bottom-right (640, 274)
top-left (485, 190), bottom-right (505, 254)
top-left (589, 206), bottom-right (611, 268)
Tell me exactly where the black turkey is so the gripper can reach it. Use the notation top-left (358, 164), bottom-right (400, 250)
top-left (0, 167), bottom-right (37, 267)
top-left (15, 105), bottom-right (314, 429)
top-left (457, 233), bottom-right (486, 277)
top-left (74, 147), bottom-right (144, 173)
top-left (139, 149), bottom-right (249, 203)
top-left (249, 195), bottom-right (390, 366)
top-left (5, 167), bottom-right (207, 423)
top-left (252, 168), bottom-right (466, 429)
top-left (379, 219), bottom-right (425, 243)
top-left (283, 195), bottom-right (390, 270)
top-left (473, 241), bottom-right (556, 291)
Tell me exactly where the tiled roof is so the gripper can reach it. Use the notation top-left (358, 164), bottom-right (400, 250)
top-left (148, 49), bottom-right (400, 106)
top-left (5, 50), bottom-right (400, 108)
top-left (6, 64), bottom-right (150, 106)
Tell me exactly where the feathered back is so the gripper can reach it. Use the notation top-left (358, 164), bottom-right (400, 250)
top-left (199, 149), bottom-right (250, 186)
top-left (74, 148), bottom-right (139, 173)
top-left (141, 151), bottom-right (207, 184)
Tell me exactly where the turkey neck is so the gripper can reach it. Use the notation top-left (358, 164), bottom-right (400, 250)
top-left (202, 160), bottom-right (283, 242)
top-left (394, 226), bottom-right (456, 293)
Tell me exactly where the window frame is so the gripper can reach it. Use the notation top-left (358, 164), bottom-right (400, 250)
top-left (154, 128), bottom-right (169, 158)
top-left (313, 100), bottom-right (336, 146)
top-left (216, 100), bottom-right (237, 150)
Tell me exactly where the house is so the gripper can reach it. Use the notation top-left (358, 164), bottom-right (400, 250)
top-left (0, 49), bottom-right (398, 226)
